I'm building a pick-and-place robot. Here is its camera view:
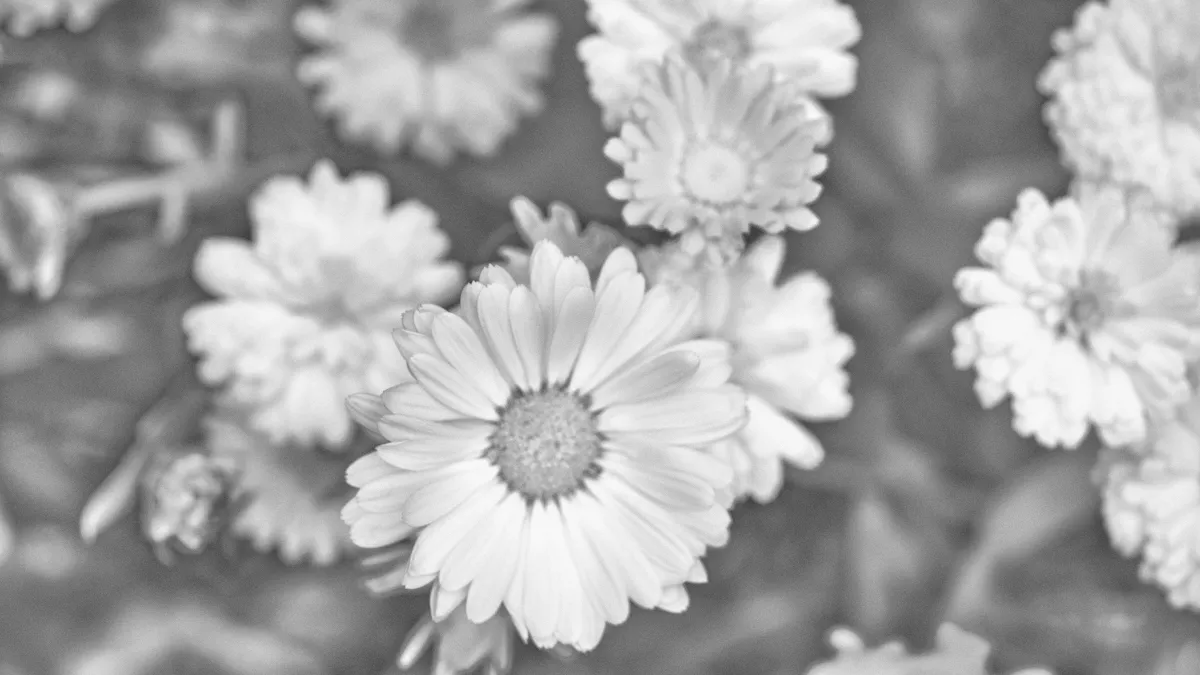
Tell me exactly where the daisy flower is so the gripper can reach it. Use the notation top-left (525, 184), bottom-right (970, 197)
top-left (644, 236), bottom-right (853, 503)
top-left (605, 56), bottom-right (828, 261)
top-left (577, 0), bottom-right (860, 132)
top-left (182, 160), bottom-right (464, 449)
top-left (806, 624), bottom-right (1052, 675)
top-left (1100, 392), bottom-right (1200, 610)
top-left (494, 196), bottom-right (630, 284)
top-left (343, 240), bottom-right (746, 651)
top-left (1040, 0), bottom-right (1200, 216)
top-left (396, 606), bottom-right (513, 675)
top-left (0, 0), bottom-right (115, 37)
top-left (952, 183), bottom-right (1200, 449)
top-left (205, 412), bottom-right (354, 566)
top-left (293, 0), bottom-right (558, 164)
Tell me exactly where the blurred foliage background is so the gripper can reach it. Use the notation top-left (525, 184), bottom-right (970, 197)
top-left (2, 0), bottom-right (1199, 674)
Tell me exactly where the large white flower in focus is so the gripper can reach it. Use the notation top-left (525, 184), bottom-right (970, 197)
top-left (1040, 0), bottom-right (1200, 216)
top-left (952, 183), bottom-right (1200, 449)
top-left (577, 0), bottom-right (860, 132)
top-left (1100, 394), bottom-right (1200, 610)
top-left (343, 241), bottom-right (746, 651)
top-left (645, 236), bottom-right (853, 503)
top-left (183, 161), bottom-right (465, 449)
top-left (294, 0), bottom-right (558, 164)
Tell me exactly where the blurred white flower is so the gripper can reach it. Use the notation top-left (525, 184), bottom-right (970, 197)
top-left (396, 606), bottom-right (513, 675)
top-left (645, 236), bottom-right (852, 503)
top-left (578, 0), bottom-right (860, 132)
top-left (205, 412), bottom-right (353, 566)
top-left (1100, 394), bottom-right (1200, 610)
top-left (183, 160), bottom-right (464, 449)
top-left (294, 0), bottom-right (558, 164)
top-left (343, 241), bottom-right (744, 651)
top-left (806, 624), bottom-right (1052, 675)
top-left (605, 56), bottom-right (827, 262)
top-left (1040, 0), bottom-right (1200, 216)
top-left (495, 196), bottom-right (629, 284)
top-left (952, 183), bottom-right (1200, 449)
top-left (0, 0), bottom-right (115, 37)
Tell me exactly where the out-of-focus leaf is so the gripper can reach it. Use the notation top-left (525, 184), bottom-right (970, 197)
top-left (944, 451), bottom-right (1099, 623)
top-left (0, 494), bottom-right (12, 567)
top-left (845, 490), bottom-right (930, 636)
top-left (79, 443), bottom-right (151, 544)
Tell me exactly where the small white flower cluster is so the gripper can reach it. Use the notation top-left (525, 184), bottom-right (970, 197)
top-left (161, 0), bottom-right (863, 668)
top-left (953, 0), bottom-right (1200, 613)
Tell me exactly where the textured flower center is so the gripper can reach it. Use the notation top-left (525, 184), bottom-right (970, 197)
top-left (684, 19), bottom-right (752, 68)
top-left (488, 388), bottom-right (602, 500)
top-left (680, 142), bottom-right (751, 205)
top-left (1158, 57), bottom-right (1200, 121)
top-left (1065, 270), bottom-right (1122, 336)
top-left (399, 0), bottom-right (492, 63)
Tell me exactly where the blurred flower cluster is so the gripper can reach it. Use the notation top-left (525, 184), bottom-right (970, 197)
top-left (951, 0), bottom-right (1200, 620)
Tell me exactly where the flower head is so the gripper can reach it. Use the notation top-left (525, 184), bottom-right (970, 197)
top-left (605, 56), bottom-right (828, 261)
top-left (343, 240), bottom-right (746, 651)
top-left (0, 0), bottom-right (115, 36)
top-left (1100, 392), bottom-right (1200, 610)
top-left (294, 0), bottom-right (558, 164)
top-left (496, 196), bottom-right (629, 284)
top-left (183, 160), bottom-right (464, 449)
top-left (140, 451), bottom-right (235, 556)
top-left (578, 0), bottom-right (860, 131)
top-left (1040, 0), bottom-right (1200, 216)
top-left (952, 183), bottom-right (1200, 449)
top-left (205, 412), bottom-right (354, 566)
top-left (645, 236), bottom-right (852, 502)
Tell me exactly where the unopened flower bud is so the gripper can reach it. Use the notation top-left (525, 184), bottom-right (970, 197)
top-left (140, 452), bottom-right (233, 554)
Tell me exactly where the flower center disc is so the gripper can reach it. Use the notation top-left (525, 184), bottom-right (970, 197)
top-left (489, 388), bottom-right (602, 500)
top-left (684, 20), bottom-right (752, 68)
top-left (1066, 270), bottom-right (1122, 336)
top-left (398, 0), bottom-right (493, 63)
top-left (681, 143), bottom-right (751, 205)
top-left (1158, 57), bottom-right (1200, 122)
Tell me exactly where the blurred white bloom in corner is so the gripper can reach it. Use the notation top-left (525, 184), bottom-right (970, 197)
top-left (204, 411), bottom-right (354, 566)
top-left (496, 196), bottom-right (629, 284)
top-left (342, 242), bottom-right (745, 651)
top-left (952, 183), bottom-right (1200, 449)
top-left (645, 236), bottom-right (853, 503)
top-left (578, 0), bottom-right (860, 133)
top-left (605, 56), bottom-right (828, 262)
top-left (1040, 0), bottom-right (1200, 217)
top-left (806, 624), bottom-right (1053, 675)
top-left (293, 0), bottom-right (558, 164)
top-left (0, 0), bottom-right (116, 37)
top-left (1099, 393), bottom-right (1200, 611)
top-left (183, 160), bottom-right (465, 449)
